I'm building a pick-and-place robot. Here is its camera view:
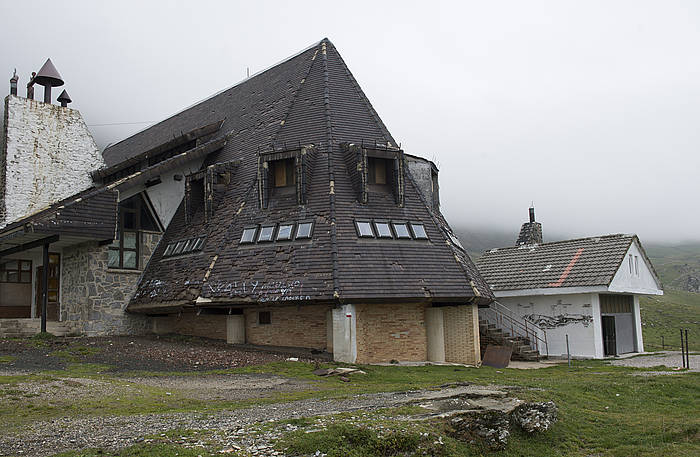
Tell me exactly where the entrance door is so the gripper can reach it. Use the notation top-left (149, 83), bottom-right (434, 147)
top-left (602, 316), bottom-right (617, 356)
top-left (35, 254), bottom-right (60, 321)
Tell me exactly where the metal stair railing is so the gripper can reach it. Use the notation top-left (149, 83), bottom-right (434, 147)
top-left (480, 301), bottom-right (549, 357)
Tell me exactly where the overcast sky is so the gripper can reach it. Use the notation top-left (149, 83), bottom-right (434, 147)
top-left (2, 1), bottom-right (698, 243)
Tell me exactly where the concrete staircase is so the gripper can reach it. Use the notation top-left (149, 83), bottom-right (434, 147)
top-left (0, 319), bottom-right (78, 338)
top-left (479, 318), bottom-right (541, 361)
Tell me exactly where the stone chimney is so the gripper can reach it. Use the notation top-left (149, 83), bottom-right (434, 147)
top-left (515, 207), bottom-right (543, 246)
top-left (1, 61), bottom-right (103, 227)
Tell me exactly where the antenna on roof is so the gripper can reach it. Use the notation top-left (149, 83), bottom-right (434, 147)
top-left (246, 67), bottom-right (250, 78)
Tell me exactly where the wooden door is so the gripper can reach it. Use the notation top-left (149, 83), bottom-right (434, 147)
top-left (35, 254), bottom-right (60, 321)
top-left (602, 316), bottom-right (617, 357)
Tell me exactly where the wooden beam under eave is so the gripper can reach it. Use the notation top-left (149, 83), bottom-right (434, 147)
top-left (0, 234), bottom-right (59, 258)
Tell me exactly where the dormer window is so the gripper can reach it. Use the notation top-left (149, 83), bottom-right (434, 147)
top-left (341, 143), bottom-right (405, 206)
top-left (368, 157), bottom-right (390, 186)
top-left (272, 158), bottom-right (296, 188)
top-left (258, 146), bottom-right (315, 208)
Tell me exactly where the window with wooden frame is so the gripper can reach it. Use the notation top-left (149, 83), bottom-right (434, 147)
top-left (367, 157), bottom-right (391, 186)
top-left (0, 259), bottom-right (32, 283)
top-left (258, 311), bottom-right (271, 325)
top-left (108, 194), bottom-right (160, 269)
top-left (271, 158), bottom-right (296, 188)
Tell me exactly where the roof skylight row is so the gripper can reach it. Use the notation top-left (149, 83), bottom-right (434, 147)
top-left (240, 222), bottom-right (314, 244)
top-left (163, 236), bottom-right (206, 258)
top-left (355, 221), bottom-right (429, 240)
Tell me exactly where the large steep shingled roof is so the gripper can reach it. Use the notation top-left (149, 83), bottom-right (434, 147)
top-left (476, 234), bottom-right (651, 292)
top-left (123, 39), bottom-right (493, 311)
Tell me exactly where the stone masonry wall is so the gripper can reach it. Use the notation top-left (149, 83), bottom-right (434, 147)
top-left (61, 232), bottom-right (161, 335)
top-left (1, 95), bottom-right (103, 226)
top-left (443, 304), bottom-right (481, 365)
top-left (355, 302), bottom-right (427, 363)
top-left (244, 305), bottom-right (332, 350)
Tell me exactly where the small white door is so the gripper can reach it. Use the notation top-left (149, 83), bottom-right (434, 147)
top-left (226, 315), bottom-right (245, 344)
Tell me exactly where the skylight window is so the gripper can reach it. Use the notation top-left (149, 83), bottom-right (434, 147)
top-left (277, 224), bottom-right (294, 241)
top-left (374, 222), bottom-right (393, 238)
top-left (240, 227), bottom-right (257, 244)
top-left (410, 223), bottom-right (428, 240)
top-left (296, 222), bottom-right (313, 239)
top-left (182, 239), bottom-right (195, 253)
top-left (173, 240), bottom-right (186, 255)
top-left (392, 222), bottom-right (411, 239)
top-left (356, 221), bottom-right (374, 238)
top-left (162, 236), bottom-right (206, 258)
top-left (258, 225), bottom-right (275, 242)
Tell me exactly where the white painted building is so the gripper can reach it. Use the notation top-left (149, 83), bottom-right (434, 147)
top-left (476, 214), bottom-right (663, 359)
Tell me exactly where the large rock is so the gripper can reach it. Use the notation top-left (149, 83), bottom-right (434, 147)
top-left (510, 401), bottom-right (558, 433)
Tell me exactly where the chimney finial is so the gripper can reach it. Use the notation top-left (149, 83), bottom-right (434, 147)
top-left (57, 89), bottom-right (72, 107)
top-left (26, 72), bottom-right (36, 100)
top-left (34, 58), bottom-right (64, 104)
top-left (10, 69), bottom-right (18, 96)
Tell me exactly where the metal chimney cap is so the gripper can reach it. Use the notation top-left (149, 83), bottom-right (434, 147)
top-left (34, 58), bottom-right (64, 87)
top-left (57, 89), bottom-right (72, 104)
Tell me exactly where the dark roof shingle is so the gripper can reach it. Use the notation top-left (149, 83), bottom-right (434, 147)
top-left (121, 39), bottom-right (493, 310)
top-left (475, 234), bottom-right (639, 291)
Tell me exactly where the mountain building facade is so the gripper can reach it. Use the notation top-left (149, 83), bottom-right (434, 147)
top-left (0, 40), bottom-right (493, 365)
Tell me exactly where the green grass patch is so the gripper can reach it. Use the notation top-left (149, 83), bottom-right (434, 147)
top-left (50, 443), bottom-right (223, 457)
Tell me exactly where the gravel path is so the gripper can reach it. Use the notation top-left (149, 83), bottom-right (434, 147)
top-left (0, 385), bottom-right (507, 457)
top-left (609, 351), bottom-right (699, 372)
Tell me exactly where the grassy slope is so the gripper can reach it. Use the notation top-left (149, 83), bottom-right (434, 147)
top-left (645, 242), bottom-right (700, 291)
top-left (641, 289), bottom-right (700, 351)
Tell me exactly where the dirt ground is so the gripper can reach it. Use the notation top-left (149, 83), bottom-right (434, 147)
top-left (0, 334), bottom-right (324, 373)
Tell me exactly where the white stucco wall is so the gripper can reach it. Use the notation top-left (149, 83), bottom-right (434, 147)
top-left (119, 158), bottom-right (205, 228)
top-left (1, 96), bottom-right (103, 226)
top-left (609, 241), bottom-right (663, 295)
top-left (496, 293), bottom-right (600, 358)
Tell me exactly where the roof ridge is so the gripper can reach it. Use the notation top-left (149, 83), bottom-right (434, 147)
top-left (321, 40), bottom-right (341, 298)
top-left (104, 38), bottom-right (326, 154)
top-left (485, 233), bottom-right (635, 253)
top-left (325, 41), bottom-right (395, 146)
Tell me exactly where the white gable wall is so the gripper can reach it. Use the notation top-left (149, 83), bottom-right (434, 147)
top-left (609, 241), bottom-right (662, 295)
